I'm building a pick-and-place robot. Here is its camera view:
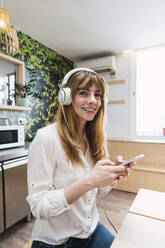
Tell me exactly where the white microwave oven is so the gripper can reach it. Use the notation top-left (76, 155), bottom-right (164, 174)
top-left (0, 125), bottom-right (25, 150)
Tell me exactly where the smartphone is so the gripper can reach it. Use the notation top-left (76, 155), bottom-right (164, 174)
top-left (120, 154), bottom-right (144, 167)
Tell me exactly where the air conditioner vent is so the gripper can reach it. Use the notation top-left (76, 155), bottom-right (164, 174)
top-left (76, 56), bottom-right (116, 74)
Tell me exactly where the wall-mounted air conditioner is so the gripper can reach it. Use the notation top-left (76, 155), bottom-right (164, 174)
top-left (76, 56), bottom-right (116, 74)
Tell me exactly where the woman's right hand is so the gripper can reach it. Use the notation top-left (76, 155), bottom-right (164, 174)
top-left (87, 159), bottom-right (126, 188)
top-left (64, 159), bottom-right (126, 204)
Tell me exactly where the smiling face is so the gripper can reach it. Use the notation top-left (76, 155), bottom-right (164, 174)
top-left (62, 71), bottom-right (107, 134)
top-left (72, 83), bottom-right (102, 127)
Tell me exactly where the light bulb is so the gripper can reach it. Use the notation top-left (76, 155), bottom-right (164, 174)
top-left (0, 20), bottom-right (4, 28)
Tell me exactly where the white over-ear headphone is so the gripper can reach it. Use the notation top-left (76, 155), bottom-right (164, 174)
top-left (58, 67), bottom-right (95, 105)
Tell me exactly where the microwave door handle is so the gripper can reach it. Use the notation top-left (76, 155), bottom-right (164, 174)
top-left (2, 159), bottom-right (28, 170)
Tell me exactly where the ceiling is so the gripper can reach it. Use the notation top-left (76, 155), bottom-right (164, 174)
top-left (3, 0), bottom-right (165, 62)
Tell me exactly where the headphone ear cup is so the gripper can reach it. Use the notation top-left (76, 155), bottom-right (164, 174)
top-left (58, 87), bottom-right (72, 105)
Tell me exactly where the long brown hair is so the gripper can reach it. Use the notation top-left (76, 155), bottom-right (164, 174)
top-left (56, 70), bottom-right (108, 167)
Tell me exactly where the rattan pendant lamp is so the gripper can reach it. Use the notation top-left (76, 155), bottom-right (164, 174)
top-left (0, 0), bottom-right (19, 54)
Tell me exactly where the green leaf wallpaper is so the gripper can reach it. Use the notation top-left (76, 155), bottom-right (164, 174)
top-left (0, 29), bottom-right (73, 141)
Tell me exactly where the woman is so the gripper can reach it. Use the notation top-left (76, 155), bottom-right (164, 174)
top-left (27, 68), bottom-right (132, 248)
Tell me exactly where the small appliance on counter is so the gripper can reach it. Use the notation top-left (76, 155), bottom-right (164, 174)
top-left (0, 125), bottom-right (25, 150)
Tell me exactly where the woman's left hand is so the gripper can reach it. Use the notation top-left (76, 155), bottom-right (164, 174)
top-left (114, 155), bottom-right (135, 182)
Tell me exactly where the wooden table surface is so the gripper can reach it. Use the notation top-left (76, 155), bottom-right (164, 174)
top-left (111, 212), bottom-right (165, 248)
top-left (111, 188), bottom-right (165, 247)
top-left (128, 188), bottom-right (165, 221)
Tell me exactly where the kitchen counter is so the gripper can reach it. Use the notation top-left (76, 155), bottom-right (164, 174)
top-left (0, 145), bottom-right (29, 163)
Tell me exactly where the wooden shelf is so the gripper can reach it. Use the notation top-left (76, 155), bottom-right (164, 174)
top-left (0, 53), bottom-right (25, 85)
top-left (107, 79), bottom-right (126, 85)
top-left (0, 105), bottom-right (31, 112)
top-left (107, 100), bottom-right (125, 104)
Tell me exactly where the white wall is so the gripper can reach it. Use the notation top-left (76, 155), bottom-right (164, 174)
top-left (0, 60), bottom-right (16, 77)
top-left (75, 51), bottom-right (136, 139)
top-left (108, 50), bottom-right (136, 139)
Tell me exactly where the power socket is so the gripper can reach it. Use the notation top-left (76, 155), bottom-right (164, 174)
top-left (18, 117), bottom-right (27, 125)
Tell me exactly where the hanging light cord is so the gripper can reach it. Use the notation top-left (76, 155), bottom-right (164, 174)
top-left (0, 0), bottom-right (3, 8)
top-left (99, 200), bottom-right (118, 233)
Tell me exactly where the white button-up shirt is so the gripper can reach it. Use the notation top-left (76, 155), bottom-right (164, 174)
top-left (27, 123), bottom-right (112, 245)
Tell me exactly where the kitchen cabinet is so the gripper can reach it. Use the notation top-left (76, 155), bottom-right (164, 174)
top-left (0, 164), bottom-right (4, 233)
top-left (3, 157), bottom-right (30, 229)
top-left (0, 147), bottom-right (30, 233)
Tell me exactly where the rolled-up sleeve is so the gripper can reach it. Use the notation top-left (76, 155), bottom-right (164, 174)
top-left (26, 129), bottom-right (71, 219)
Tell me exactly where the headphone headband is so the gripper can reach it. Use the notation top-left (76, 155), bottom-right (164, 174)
top-left (58, 67), bottom-right (95, 105)
top-left (60, 67), bottom-right (95, 87)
